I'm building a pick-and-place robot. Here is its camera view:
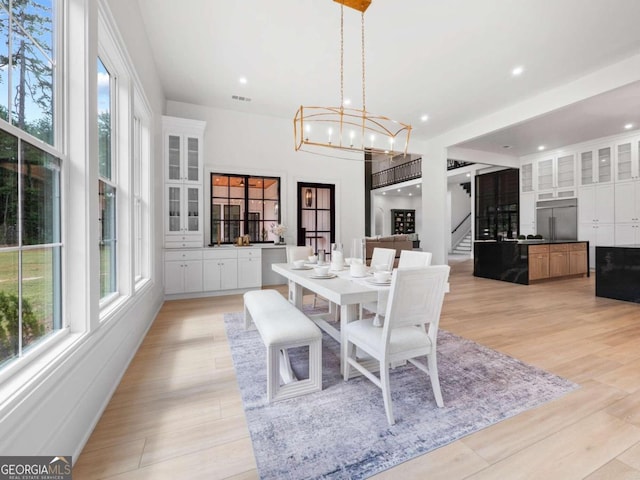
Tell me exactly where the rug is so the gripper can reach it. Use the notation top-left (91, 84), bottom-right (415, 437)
top-left (224, 312), bottom-right (578, 480)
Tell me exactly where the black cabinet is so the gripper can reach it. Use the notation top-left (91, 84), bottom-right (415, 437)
top-left (475, 169), bottom-right (519, 240)
top-left (391, 209), bottom-right (415, 234)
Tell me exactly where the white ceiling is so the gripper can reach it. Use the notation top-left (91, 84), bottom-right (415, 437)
top-left (136, 0), bottom-right (640, 154)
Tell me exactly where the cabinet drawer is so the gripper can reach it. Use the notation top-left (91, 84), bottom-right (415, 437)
top-left (237, 248), bottom-right (262, 259)
top-left (165, 249), bottom-right (202, 261)
top-left (203, 249), bottom-right (237, 260)
top-left (528, 245), bottom-right (549, 254)
top-left (549, 244), bottom-right (569, 253)
top-left (166, 240), bottom-right (202, 249)
top-left (569, 242), bottom-right (587, 251)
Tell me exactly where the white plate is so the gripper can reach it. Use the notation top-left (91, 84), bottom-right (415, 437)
top-left (330, 266), bottom-right (347, 271)
top-left (309, 273), bottom-right (337, 279)
top-left (366, 278), bottom-right (391, 285)
top-left (351, 273), bottom-right (370, 278)
top-left (291, 266), bottom-right (313, 270)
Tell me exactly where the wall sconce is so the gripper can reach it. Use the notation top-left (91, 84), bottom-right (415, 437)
top-left (304, 188), bottom-right (313, 207)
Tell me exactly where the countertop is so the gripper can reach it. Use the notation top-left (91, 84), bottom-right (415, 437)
top-left (597, 244), bottom-right (640, 249)
top-left (474, 240), bottom-right (587, 245)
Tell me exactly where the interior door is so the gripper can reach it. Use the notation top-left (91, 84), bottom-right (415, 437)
top-left (297, 183), bottom-right (335, 255)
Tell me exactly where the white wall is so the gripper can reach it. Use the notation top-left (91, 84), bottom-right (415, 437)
top-left (166, 101), bottom-right (366, 248)
top-left (448, 182), bottom-right (472, 250)
top-left (0, 0), bottom-right (166, 460)
top-left (371, 194), bottom-right (421, 237)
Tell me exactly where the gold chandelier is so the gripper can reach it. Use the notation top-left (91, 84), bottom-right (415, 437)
top-left (293, 0), bottom-right (412, 159)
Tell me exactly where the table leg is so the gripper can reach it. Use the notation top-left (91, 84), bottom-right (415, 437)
top-left (291, 282), bottom-right (303, 309)
top-left (340, 303), bottom-right (359, 379)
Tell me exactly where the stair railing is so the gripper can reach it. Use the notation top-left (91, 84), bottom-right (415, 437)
top-left (451, 213), bottom-right (472, 251)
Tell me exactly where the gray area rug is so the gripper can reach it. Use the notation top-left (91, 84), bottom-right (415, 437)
top-left (224, 312), bottom-right (578, 480)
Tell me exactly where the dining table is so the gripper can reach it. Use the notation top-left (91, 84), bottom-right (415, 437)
top-left (271, 262), bottom-right (390, 378)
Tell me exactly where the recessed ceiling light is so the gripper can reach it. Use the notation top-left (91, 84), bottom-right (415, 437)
top-left (343, 99), bottom-right (351, 106)
top-left (382, 192), bottom-right (386, 195)
top-left (502, 145), bottom-right (512, 149)
top-left (538, 145), bottom-right (545, 151)
top-left (408, 193), bottom-right (413, 196)
top-left (512, 66), bottom-right (524, 76)
top-left (397, 189), bottom-right (401, 192)
top-left (239, 76), bottom-right (247, 84)
top-left (625, 123), bottom-right (634, 130)
top-left (420, 114), bottom-right (429, 122)
top-left (466, 173), bottom-right (471, 177)
top-left (416, 184), bottom-right (420, 188)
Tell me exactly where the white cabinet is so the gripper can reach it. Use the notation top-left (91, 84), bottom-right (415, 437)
top-left (164, 250), bottom-right (204, 295)
top-left (165, 184), bottom-right (202, 248)
top-left (614, 181), bottom-right (640, 245)
top-left (579, 147), bottom-right (612, 186)
top-left (578, 183), bottom-right (615, 268)
top-left (578, 184), bottom-right (615, 224)
top-left (237, 249), bottom-right (262, 288)
top-left (163, 116), bottom-right (206, 248)
top-left (520, 162), bottom-right (535, 193)
top-left (519, 192), bottom-right (536, 235)
top-left (203, 249), bottom-right (238, 291)
top-left (614, 139), bottom-right (640, 183)
top-left (537, 154), bottom-right (575, 200)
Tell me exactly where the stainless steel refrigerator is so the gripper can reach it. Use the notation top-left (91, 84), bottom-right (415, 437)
top-left (536, 198), bottom-right (578, 241)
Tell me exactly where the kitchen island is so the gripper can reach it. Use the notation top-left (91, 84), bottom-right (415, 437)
top-left (474, 240), bottom-right (589, 285)
top-left (595, 245), bottom-right (640, 303)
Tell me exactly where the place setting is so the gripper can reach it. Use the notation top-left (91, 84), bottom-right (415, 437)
top-left (309, 264), bottom-right (337, 279)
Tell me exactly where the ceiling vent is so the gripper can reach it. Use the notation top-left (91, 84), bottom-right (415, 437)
top-left (502, 145), bottom-right (512, 149)
top-left (232, 95), bottom-right (252, 102)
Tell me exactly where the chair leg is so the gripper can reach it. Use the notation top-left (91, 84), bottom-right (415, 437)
top-left (380, 361), bottom-right (395, 425)
top-left (343, 341), bottom-right (356, 381)
top-left (428, 352), bottom-right (444, 407)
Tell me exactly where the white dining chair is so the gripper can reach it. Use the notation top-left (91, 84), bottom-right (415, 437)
top-left (398, 250), bottom-right (432, 268)
top-left (369, 247), bottom-right (396, 270)
top-left (363, 250), bottom-right (434, 323)
top-left (361, 247), bottom-right (408, 321)
top-left (286, 246), bottom-right (316, 306)
top-left (344, 265), bottom-right (450, 426)
top-left (286, 246), bottom-right (338, 319)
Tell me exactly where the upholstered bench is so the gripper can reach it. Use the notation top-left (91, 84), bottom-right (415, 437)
top-left (243, 289), bottom-right (323, 402)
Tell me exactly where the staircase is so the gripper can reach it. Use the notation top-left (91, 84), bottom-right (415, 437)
top-left (452, 231), bottom-right (472, 255)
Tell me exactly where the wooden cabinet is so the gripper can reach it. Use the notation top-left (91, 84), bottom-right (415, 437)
top-left (528, 245), bottom-right (549, 280)
top-left (569, 243), bottom-right (588, 275)
top-left (549, 244), bottom-right (570, 277)
top-left (163, 116), bottom-right (206, 249)
top-left (164, 250), bottom-right (204, 295)
top-left (391, 209), bottom-right (415, 234)
top-left (528, 243), bottom-right (587, 282)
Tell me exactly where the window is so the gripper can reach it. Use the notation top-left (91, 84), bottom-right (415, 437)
top-left (132, 100), bottom-right (150, 286)
top-left (0, 0), bottom-right (56, 145)
top-left (97, 57), bottom-right (116, 300)
top-left (0, 127), bottom-right (61, 368)
top-left (210, 174), bottom-right (280, 244)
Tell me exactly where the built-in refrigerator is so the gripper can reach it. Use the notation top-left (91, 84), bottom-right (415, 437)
top-left (535, 198), bottom-right (578, 241)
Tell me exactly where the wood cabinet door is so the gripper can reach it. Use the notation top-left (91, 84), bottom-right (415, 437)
top-left (529, 253), bottom-right (549, 280)
top-left (569, 250), bottom-right (588, 275)
top-left (549, 252), bottom-right (570, 277)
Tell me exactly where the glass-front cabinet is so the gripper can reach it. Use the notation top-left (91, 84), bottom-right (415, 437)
top-left (579, 147), bottom-right (613, 185)
top-left (163, 116), bottom-right (206, 248)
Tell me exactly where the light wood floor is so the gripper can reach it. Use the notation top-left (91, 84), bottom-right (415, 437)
top-left (74, 260), bottom-right (640, 479)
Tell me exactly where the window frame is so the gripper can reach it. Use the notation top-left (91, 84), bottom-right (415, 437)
top-left (209, 173), bottom-right (281, 244)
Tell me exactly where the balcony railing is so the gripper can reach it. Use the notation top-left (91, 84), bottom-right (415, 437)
top-left (371, 158), bottom-right (422, 189)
